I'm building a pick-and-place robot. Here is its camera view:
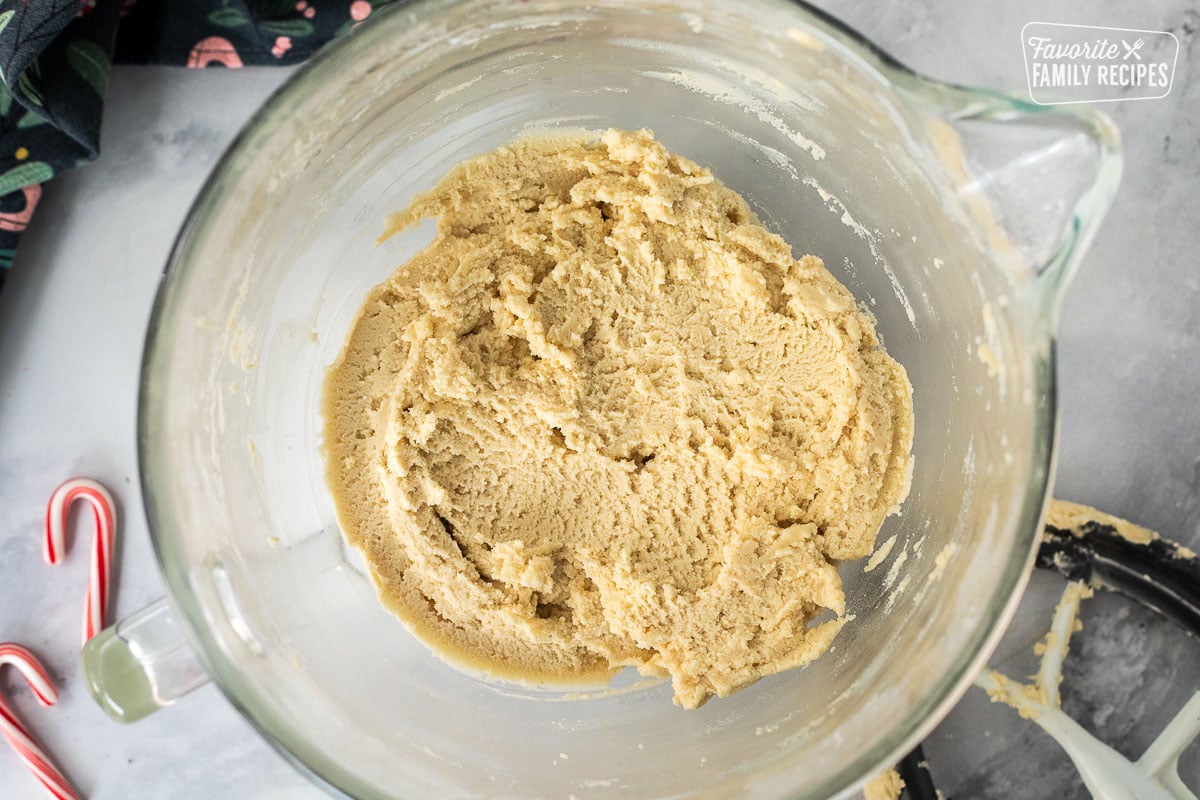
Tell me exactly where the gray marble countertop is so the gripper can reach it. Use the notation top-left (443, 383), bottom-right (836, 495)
top-left (0, 2), bottom-right (1196, 798)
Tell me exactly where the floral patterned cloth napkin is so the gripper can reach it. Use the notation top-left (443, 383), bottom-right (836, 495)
top-left (0, 0), bottom-right (391, 293)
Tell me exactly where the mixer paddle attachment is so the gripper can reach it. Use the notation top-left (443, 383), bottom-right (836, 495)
top-left (878, 500), bottom-right (1200, 800)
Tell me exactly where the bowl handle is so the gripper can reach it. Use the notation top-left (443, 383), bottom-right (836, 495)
top-left (81, 598), bottom-right (209, 723)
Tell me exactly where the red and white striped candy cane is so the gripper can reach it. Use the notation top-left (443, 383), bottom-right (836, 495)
top-left (45, 478), bottom-right (117, 647)
top-left (0, 643), bottom-right (80, 800)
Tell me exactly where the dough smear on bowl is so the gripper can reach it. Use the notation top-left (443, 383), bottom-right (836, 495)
top-left (323, 129), bottom-right (914, 708)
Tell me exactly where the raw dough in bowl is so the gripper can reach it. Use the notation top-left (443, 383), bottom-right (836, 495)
top-left (323, 129), bottom-right (914, 708)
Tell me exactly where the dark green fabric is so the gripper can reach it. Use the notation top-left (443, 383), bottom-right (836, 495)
top-left (0, 0), bottom-right (395, 292)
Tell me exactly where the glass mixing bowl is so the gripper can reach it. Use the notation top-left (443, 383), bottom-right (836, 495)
top-left (83, 1), bottom-right (1121, 797)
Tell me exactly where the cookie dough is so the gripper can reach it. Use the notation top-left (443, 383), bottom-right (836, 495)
top-left (1046, 499), bottom-right (1159, 545)
top-left (863, 768), bottom-right (906, 800)
top-left (323, 129), bottom-right (914, 708)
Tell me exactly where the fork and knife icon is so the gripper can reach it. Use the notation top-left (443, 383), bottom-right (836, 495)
top-left (1121, 37), bottom-right (1146, 60)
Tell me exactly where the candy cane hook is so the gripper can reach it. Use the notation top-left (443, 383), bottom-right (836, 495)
top-left (45, 478), bottom-right (117, 647)
top-left (0, 644), bottom-right (80, 800)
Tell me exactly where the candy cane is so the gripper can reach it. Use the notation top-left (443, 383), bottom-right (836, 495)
top-left (0, 644), bottom-right (80, 800)
top-left (45, 478), bottom-right (117, 647)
